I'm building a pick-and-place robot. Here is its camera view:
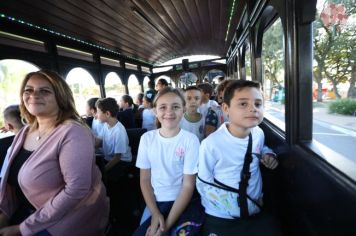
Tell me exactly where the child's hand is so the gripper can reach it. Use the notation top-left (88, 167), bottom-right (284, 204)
top-left (148, 213), bottom-right (165, 236)
top-left (0, 127), bottom-right (9, 133)
top-left (261, 154), bottom-right (278, 169)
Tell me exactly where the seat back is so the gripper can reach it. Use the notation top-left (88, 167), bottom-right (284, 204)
top-left (126, 128), bottom-right (147, 160)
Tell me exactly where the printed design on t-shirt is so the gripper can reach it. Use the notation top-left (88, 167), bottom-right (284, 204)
top-left (175, 147), bottom-right (185, 162)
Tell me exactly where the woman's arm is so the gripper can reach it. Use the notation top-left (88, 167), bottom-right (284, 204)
top-left (163, 174), bottom-right (195, 234)
top-left (140, 169), bottom-right (165, 236)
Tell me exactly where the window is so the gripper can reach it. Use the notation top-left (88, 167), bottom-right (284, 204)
top-left (261, 18), bottom-right (285, 131)
top-left (66, 68), bottom-right (100, 116)
top-left (245, 44), bottom-right (252, 81)
top-left (105, 72), bottom-right (125, 103)
top-left (0, 59), bottom-right (39, 138)
top-left (312, 0), bottom-right (356, 173)
top-left (127, 74), bottom-right (141, 100)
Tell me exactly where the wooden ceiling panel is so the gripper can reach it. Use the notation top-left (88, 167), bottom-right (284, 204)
top-left (0, 0), bottom-right (240, 65)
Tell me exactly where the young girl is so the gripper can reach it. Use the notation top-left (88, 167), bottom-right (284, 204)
top-left (141, 90), bottom-right (156, 131)
top-left (134, 87), bottom-right (201, 236)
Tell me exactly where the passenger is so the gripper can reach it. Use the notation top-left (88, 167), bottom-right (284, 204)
top-left (197, 80), bottom-right (280, 236)
top-left (204, 80), bottom-right (231, 137)
top-left (0, 105), bottom-right (24, 180)
top-left (197, 83), bottom-right (219, 118)
top-left (85, 97), bottom-right (105, 138)
top-left (117, 94), bottom-right (136, 128)
top-left (155, 78), bottom-right (169, 92)
top-left (135, 93), bottom-right (144, 109)
top-left (95, 97), bottom-right (132, 172)
top-left (134, 87), bottom-right (202, 236)
top-left (0, 70), bottom-right (109, 236)
top-left (141, 90), bottom-right (156, 131)
top-left (180, 86), bottom-right (205, 141)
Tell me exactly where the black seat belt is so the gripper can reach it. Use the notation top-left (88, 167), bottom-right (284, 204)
top-left (238, 133), bottom-right (253, 218)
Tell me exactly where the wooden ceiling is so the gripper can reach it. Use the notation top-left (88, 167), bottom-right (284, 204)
top-left (0, 0), bottom-right (239, 65)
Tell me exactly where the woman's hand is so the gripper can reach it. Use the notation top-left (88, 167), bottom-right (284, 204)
top-left (0, 225), bottom-right (21, 236)
top-left (0, 213), bottom-right (9, 229)
top-left (147, 212), bottom-right (165, 236)
top-left (261, 154), bottom-right (278, 169)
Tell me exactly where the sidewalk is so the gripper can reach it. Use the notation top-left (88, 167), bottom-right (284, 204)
top-left (313, 107), bottom-right (356, 132)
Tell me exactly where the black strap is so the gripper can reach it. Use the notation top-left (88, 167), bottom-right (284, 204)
top-left (238, 133), bottom-right (253, 218)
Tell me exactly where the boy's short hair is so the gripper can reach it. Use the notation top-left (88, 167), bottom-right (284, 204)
top-left (87, 97), bottom-right (100, 112)
top-left (4, 105), bottom-right (23, 127)
top-left (223, 80), bottom-right (261, 106)
top-left (184, 86), bottom-right (202, 93)
top-left (197, 83), bottom-right (214, 96)
top-left (96, 97), bottom-right (119, 117)
top-left (121, 94), bottom-right (134, 106)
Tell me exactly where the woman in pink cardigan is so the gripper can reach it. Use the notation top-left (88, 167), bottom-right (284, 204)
top-left (0, 70), bottom-right (109, 236)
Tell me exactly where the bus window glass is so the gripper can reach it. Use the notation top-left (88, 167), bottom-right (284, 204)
top-left (312, 0), bottom-right (356, 165)
top-left (127, 74), bottom-right (141, 99)
top-left (66, 68), bottom-right (100, 116)
top-left (143, 76), bottom-right (150, 91)
top-left (0, 59), bottom-right (38, 136)
top-left (262, 18), bottom-right (285, 131)
top-left (105, 72), bottom-right (125, 102)
top-left (245, 45), bottom-right (252, 81)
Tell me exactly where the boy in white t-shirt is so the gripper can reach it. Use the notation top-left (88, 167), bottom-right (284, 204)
top-left (180, 86), bottom-right (205, 141)
top-left (95, 97), bottom-right (132, 172)
top-left (197, 80), bottom-right (280, 235)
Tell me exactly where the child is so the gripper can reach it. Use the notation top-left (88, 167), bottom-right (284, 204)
top-left (197, 80), bottom-right (280, 235)
top-left (117, 94), bottom-right (136, 129)
top-left (141, 90), bottom-right (156, 131)
top-left (95, 97), bottom-right (132, 172)
top-left (180, 86), bottom-right (205, 141)
top-left (0, 105), bottom-right (24, 179)
top-left (197, 83), bottom-right (219, 118)
top-left (204, 80), bottom-right (230, 137)
top-left (85, 97), bottom-right (105, 138)
top-left (134, 87), bottom-right (202, 236)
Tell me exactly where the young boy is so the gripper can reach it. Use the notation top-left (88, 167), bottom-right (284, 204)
top-left (197, 83), bottom-right (219, 118)
top-left (95, 97), bottom-right (132, 172)
top-left (0, 105), bottom-right (24, 179)
top-left (180, 86), bottom-right (205, 141)
top-left (85, 97), bottom-right (105, 138)
top-left (197, 80), bottom-right (280, 235)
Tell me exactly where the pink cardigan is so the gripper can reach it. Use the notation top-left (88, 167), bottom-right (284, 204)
top-left (0, 121), bottom-right (109, 236)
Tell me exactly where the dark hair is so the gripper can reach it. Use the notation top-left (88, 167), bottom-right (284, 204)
top-left (87, 97), bottom-right (100, 112)
top-left (153, 87), bottom-right (185, 128)
top-left (20, 70), bottom-right (82, 129)
top-left (121, 94), bottom-right (134, 106)
top-left (96, 97), bottom-right (119, 117)
top-left (148, 79), bottom-right (155, 89)
top-left (144, 90), bottom-right (156, 103)
top-left (157, 78), bottom-right (169, 87)
top-left (223, 80), bottom-right (261, 106)
top-left (184, 86), bottom-right (202, 92)
top-left (3, 105), bottom-right (23, 128)
top-left (136, 93), bottom-right (144, 104)
top-left (216, 79), bottom-right (232, 95)
top-left (197, 83), bottom-right (214, 96)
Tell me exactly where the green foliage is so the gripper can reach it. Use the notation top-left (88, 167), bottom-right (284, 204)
top-left (262, 18), bottom-right (284, 87)
top-left (328, 98), bottom-right (356, 115)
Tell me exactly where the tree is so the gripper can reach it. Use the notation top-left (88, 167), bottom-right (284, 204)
top-left (313, 0), bottom-right (355, 100)
top-left (262, 18), bottom-right (284, 99)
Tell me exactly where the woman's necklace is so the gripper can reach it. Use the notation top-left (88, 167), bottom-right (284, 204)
top-left (36, 127), bottom-right (53, 141)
